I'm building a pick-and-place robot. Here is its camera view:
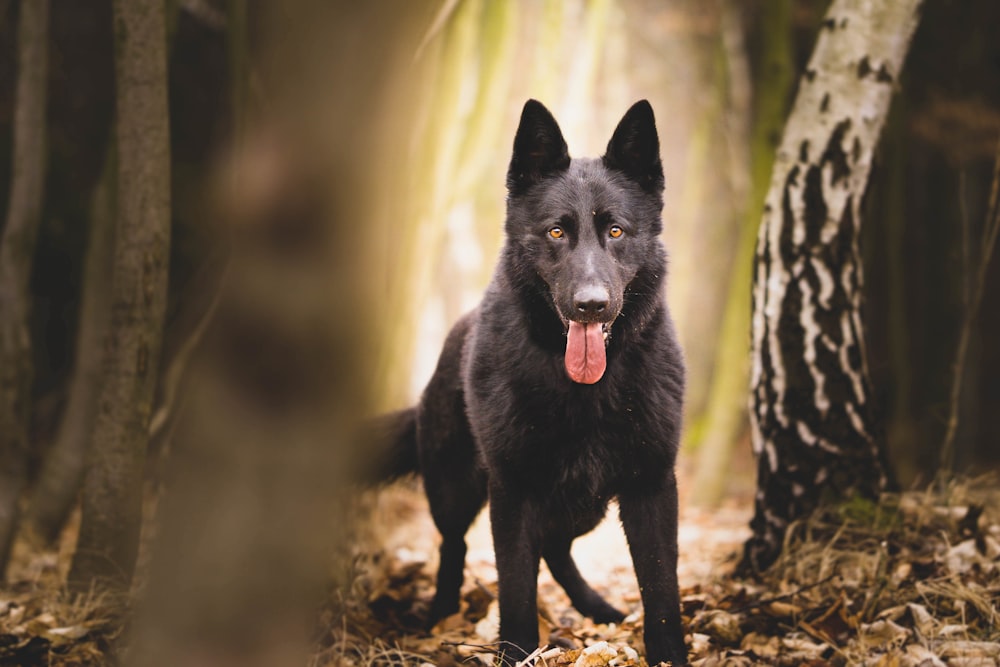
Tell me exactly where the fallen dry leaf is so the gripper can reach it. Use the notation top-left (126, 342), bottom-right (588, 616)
top-left (861, 619), bottom-right (910, 646)
top-left (573, 641), bottom-right (618, 667)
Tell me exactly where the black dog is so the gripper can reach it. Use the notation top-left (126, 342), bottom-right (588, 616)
top-left (378, 100), bottom-right (687, 665)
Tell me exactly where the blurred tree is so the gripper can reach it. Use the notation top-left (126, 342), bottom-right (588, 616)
top-left (857, 0), bottom-right (1000, 486)
top-left (0, 0), bottom-right (49, 578)
top-left (741, 0), bottom-right (922, 573)
top-left (662, 0), bottom-right (736, 424)
top-left (369, 0), bottom-right (479, 410)
top-left (68, 0), bottom-right (171, 591)
top-left (940, 145), bottom-right (1000, 478)
top-left (126, 2), bottom-right (429, 663)
top-left (450, 0), bottom-right (517, 307)
top-left (692, 0), bottom-right (794, 508)
top-left (371, 0), bottom-right (524, 405)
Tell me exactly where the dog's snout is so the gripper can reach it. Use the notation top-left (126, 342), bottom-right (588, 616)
top-left (574, 285), bottom-right (610, 317)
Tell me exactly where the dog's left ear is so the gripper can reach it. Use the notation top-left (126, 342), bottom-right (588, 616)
top-left (603, 100), bottom-right (664, 193)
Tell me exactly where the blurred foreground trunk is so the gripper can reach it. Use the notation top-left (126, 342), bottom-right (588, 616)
top-left (0, 0), bottom-right (49, 579)
top-left (741, 0), bottom-right (922, 573)
top-left (127, 137), bottom-right (356, 667)
top-left (68, 0), bottom-right (172, 591)
top-left (125, 4), bottom-right (429, 665)
top-left (26, 147), bottom-right (115, 545)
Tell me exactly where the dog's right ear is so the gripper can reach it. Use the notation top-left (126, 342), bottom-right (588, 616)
top-left (603, 100), bottom-right (664, 194)
top-left (506, 100), bottom-right (570, 195)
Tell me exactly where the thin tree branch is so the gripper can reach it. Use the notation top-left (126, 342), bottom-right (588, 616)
top-left (939, 139), bottom-right (1000, 477)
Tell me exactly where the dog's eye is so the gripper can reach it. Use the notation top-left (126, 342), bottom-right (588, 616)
top-left (548, 227), bottom-right (565, 240)
top-left (609, 225), bottom-right (624, 239)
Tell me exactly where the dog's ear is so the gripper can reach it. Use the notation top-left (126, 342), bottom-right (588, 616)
top-left (507, 100), bottom-right (570, 195)
top-left (603, 100), bottom-right (664, 193)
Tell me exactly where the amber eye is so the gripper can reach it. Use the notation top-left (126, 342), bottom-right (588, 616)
top-left (609, 225), bottom-right (624, 239)
top-left (548, 226), bottom-right (565, 239)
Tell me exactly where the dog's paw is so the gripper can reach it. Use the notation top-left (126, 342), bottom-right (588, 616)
top-left (424, 596), bottom-right (461, 631)
top-left (587, 603), bottom-right (627, 625)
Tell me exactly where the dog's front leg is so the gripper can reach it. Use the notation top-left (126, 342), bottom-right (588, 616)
top-left (488, 479), bottom-right (543, 665)
top-left (618, 472), bottom-right (687, 665)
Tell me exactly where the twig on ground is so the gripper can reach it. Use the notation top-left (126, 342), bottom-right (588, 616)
top-left (727, 574), bottom-right (836, 614)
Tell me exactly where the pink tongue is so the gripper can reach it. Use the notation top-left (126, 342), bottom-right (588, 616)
top-left (565, 322), bottom-right (606, 384)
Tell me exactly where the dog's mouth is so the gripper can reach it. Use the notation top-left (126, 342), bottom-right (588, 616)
top-left (564, 320), bottom-right (611, 385)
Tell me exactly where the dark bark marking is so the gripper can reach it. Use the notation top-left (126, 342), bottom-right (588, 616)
top-left (804, 69), bottom-right (817, 82)
top-left (876, 63), bottom-right (894, 83)
top-left (143, 251), bottom-right (155, 306)
top-left (829, 195), bottom-right (856, 269)
top-left (840, 200), bottom-right (861, 292)
top-left (803, 165), bottom-right (826, 248)
top-left (759, 222), bottom-right (773, 291)
top-left (857, 56), bottom-right (872, 79)
top-left (814, 300), bottom-right (843, 346)
top-left (779, 167), bottom-right (801, 265)
top-left (820, 93), bottom-right (830, 113)
top-left (846, 342), bottom-right (862, 372)
top-left (799, 140), bottom-right (810, 163)
top-left (815, 345), bottom-right (851, 404)
top-left (801, 252), bottom-right (847, 348)
top-left (820, 119), bottom-right (852, 185)
top-left (753, 232), bottom-right (777, 435)
top-left (825, 405), bottom-right (863, 448)
top-left (777, 280), bottom-right (810, 405)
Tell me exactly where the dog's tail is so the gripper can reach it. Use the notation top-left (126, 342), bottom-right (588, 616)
top-left (361, 407), bottom-right (419, 483)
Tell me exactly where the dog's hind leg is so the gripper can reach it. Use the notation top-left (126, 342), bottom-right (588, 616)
top-left (424, 471), bottom-right (487, 627)
top-left (415, 312), bottom-right (485, 626)
top-left (543, 541), bottom-right (625, 624)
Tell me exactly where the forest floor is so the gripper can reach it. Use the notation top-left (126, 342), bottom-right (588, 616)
top-left (0, 468), bottom-right (998, 666)
top-left (316, 474), bottom-right (1000, 667)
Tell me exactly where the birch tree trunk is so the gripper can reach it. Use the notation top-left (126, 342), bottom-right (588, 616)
top-left (0, 0), bottom-right (49, 579)
top-left (68, 0), bottom-right (171, 591)
top-left (742, 0), bottom-right (922, 573)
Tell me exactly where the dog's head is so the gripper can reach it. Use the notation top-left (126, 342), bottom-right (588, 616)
top-left (503, 100), bottom-right (666, 384)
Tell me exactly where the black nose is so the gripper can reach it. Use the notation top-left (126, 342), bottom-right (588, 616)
top-left (574, 285), bottom-right (609, 317)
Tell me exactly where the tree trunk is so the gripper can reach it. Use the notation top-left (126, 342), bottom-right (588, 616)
top-left (125, 2), bottom-right (426, 662)
top-left (25, 146), bottom-right (115, 546)
top-left (741, 0), bottom-right (922, 573)
top-left (68, 0), bottom-right (171, 591)
top-left (0, 0), bottom-right (49, 579)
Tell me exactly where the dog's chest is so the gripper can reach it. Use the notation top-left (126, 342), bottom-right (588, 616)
top-left (498, 392), bottom-right (646, 494)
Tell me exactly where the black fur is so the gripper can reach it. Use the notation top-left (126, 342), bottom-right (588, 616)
top-left (385, 100), bottom-right (686, 665)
